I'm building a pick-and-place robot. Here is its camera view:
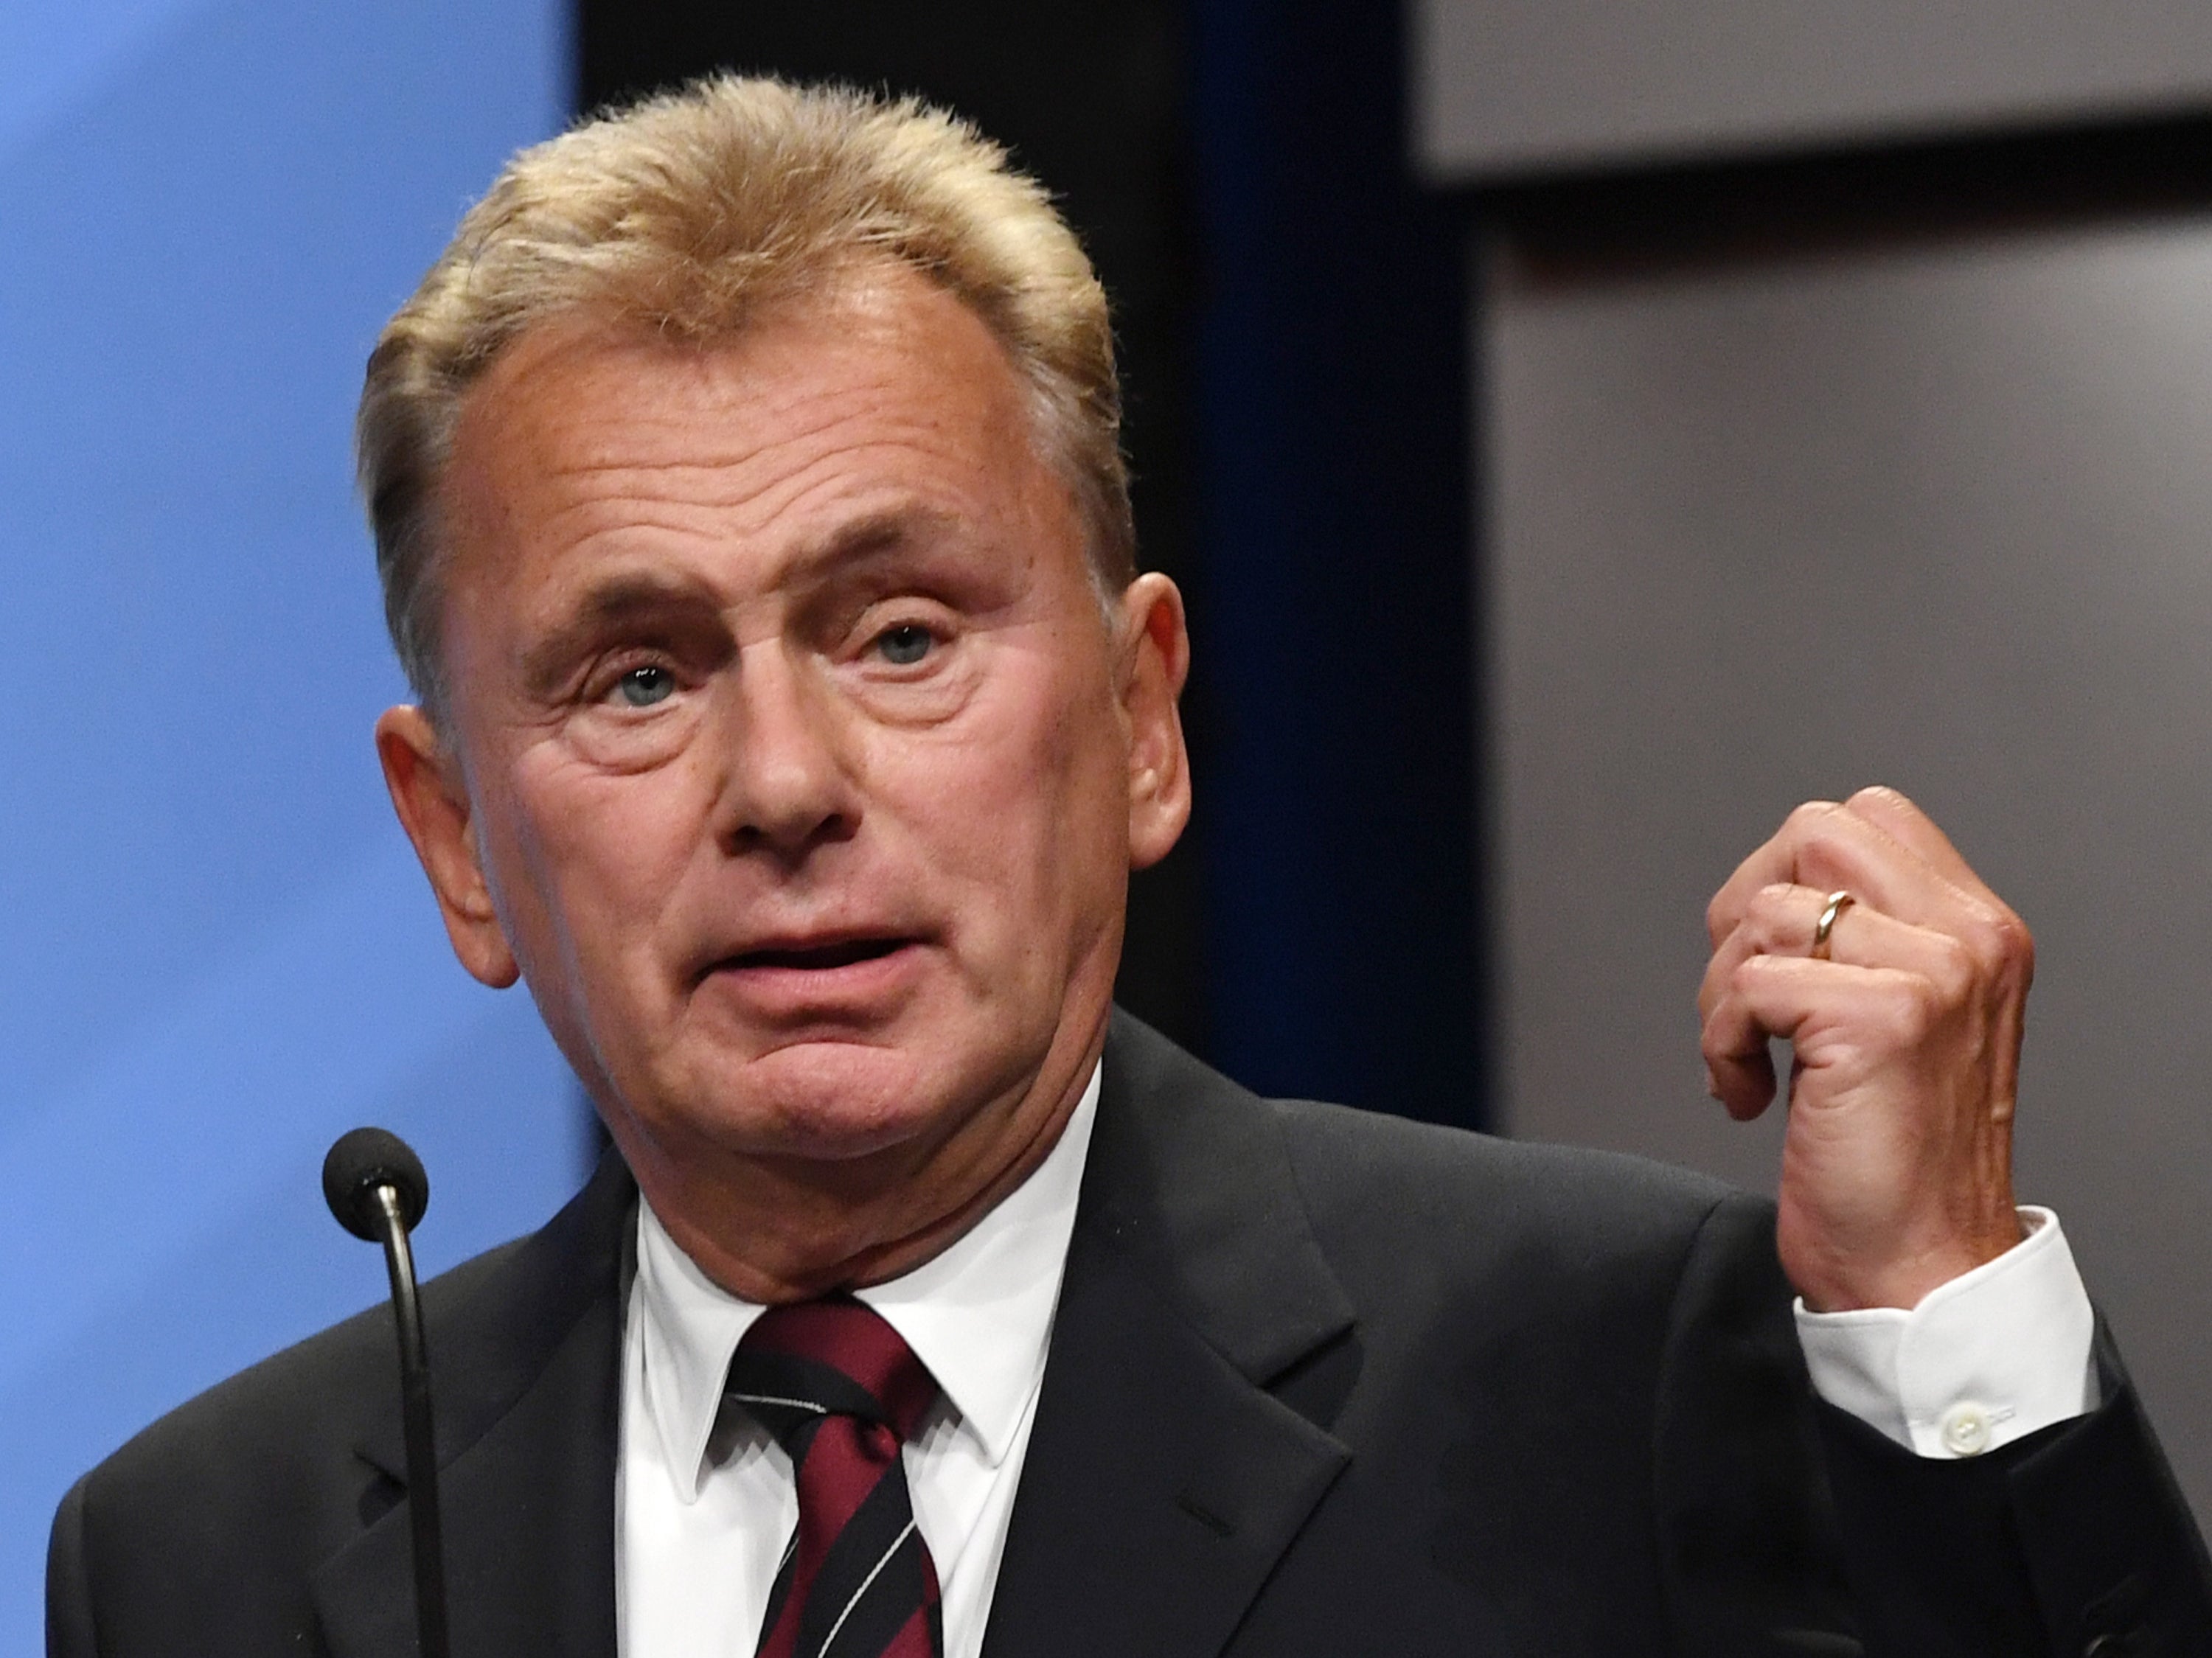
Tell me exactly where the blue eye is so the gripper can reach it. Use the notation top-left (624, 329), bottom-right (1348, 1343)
top-left (877, 624), bottom-right (933, 666)
top-left (616, 664), bottom-right (675, 707)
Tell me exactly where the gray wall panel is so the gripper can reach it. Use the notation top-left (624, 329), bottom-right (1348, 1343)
top-left (1416, 0), bottom-right (2212, 179)
top-left (1488, 219), bottom-right (2212, 1516)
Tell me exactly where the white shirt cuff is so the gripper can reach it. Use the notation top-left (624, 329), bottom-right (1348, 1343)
top-left (1792, 1207), bottom-right (2097, 1458)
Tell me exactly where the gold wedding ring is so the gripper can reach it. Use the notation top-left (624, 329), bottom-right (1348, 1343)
top-left (1811, 890), bottom-right (1855, 961)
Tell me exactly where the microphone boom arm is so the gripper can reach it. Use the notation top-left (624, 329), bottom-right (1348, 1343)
top-left (369, 1180), bottom-right (451, 1658)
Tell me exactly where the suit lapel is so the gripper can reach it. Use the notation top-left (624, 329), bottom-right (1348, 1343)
top-left (312, 1150), bottom-right (635, 1658)
top-left (983, 1014), bottom-right (1357, 1658)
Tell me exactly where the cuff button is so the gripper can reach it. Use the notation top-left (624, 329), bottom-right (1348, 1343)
top-left (1939, 1401), bottom-right (1993, 1457)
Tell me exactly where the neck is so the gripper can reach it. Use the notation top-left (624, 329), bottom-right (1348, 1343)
top-left (617, 1022), bottom-right (1105, 1303)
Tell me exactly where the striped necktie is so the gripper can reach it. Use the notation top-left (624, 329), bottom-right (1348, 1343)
top-left (727, 1299), bottom-right (944, 1658)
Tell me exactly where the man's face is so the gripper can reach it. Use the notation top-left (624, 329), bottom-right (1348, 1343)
top-left (378, 271), bottom-right (1188, 1244)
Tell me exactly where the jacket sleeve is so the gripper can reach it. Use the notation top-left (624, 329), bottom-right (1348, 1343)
top-left (1817, 1334), bottom-right (2212, 1657)
top-left (1655, 1192), bottom-right (2212, 1657)
top-left (48, 1475), bottom-right (99, 1658)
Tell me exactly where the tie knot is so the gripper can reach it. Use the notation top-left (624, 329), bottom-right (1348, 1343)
top-left (727, 1298), bottom-right (939, 1455)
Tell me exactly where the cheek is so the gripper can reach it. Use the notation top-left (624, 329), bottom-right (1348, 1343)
top-left (490, 750), bottom-right (708, 972)
top-left (882, 667), bottom-right (1128, 913)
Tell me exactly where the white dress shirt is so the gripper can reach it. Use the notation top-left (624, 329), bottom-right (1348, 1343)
top-left (616, 1060), bottom-right (2095, 1657)
top-left (617, 1067), bottom-right (1099, 1658)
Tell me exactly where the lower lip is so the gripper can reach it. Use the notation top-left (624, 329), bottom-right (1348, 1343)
top-left (699, 942), bottom-right (925, 1017)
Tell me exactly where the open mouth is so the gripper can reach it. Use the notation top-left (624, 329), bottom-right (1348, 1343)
top-left (721, 936), bottom-right (914, 973)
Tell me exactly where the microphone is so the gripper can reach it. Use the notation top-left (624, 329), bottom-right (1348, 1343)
top-left (324, 1128), bottom-right (450, 1658)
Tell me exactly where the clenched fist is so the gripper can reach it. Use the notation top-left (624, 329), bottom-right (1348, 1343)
top-left (1700, 787), bottom-right (2032, 1312)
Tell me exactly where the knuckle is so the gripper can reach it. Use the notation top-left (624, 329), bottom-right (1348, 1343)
top-left (1927, 932), bottom-right (1976, 998)
top-left (1849, 782), bottom-right (1915, 815)
top-left (1957, 905), bottom-right (2033, 980)
top-left (1785, 806), bottom-right (1853, 880)
top-left (1695, 964), bottom-right (1726, 1020)
top-left (1874, 975), bottom-right (1942, 1045)
top-left (1784, 799), bottom-right (1841, 838)
top-left (1743, 882), bottom-right (1796, 937)
top-left (1697, 1004), bottom-right (1745, 1062)
top-left (1992, 910), bottom-right (2035, 977)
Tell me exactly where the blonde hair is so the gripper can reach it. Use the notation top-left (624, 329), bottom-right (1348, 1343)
top-left (358, 74), bottom-right (1133, 717)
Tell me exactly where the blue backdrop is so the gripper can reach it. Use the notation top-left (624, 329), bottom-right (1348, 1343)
top-left (0, 0), bottom-right (572, 1643)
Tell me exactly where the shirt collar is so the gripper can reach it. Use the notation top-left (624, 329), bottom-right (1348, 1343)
top-left (632, 1060), bottom-right (1101, 1502)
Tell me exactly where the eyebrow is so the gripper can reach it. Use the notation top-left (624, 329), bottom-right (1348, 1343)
top-left (518, 570), bottom-right (723, 699)
top-left (786, 504), bottom-right (961, 581)
top-left (514, 505), bottom-right (967, 697)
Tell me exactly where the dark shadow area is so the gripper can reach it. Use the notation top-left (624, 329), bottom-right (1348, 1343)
top-left (1186, 0), bottom-right (1484, 1127)
top-left (1478, 109), bottom-right (2212, 287)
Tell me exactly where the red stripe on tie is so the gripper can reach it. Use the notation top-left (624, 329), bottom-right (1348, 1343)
top-left (736, 1300), bottom-right (942, 1658)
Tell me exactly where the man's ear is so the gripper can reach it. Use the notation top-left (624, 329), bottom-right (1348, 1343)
top-left (1116, 571), bottom-right (1192, 870)
top-left (374, 705), bottom-right (521, 989)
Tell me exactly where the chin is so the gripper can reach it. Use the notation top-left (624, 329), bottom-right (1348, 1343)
top-left (705, 1037), bottom-right (961, 1162)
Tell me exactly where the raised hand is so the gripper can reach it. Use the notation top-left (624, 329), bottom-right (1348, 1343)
top-left (1700, 787), bottom-right (2031, 1312)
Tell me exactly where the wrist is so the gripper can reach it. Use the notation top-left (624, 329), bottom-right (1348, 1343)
top-left (1792, 1205), bottom-right (2025, 1313)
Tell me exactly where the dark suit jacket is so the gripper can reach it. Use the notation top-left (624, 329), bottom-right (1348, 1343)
top-left (48, 1014), bottom-right (2212, 1656)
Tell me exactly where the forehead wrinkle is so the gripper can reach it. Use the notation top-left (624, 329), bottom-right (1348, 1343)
top-left (563, 567), bottom-right (722, 619)
top-left (530, 343), bottom-right (987, 468)
top-left (783, 503), bottom-right (968, 583)
top-left (531, 492), bottom-right (757, 554)
top-left (468, 294), bottom-right (1049, 555)
top-left (524, 414), bottom-right (1001, 538)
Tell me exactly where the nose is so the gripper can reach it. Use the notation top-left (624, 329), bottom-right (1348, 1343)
top-left (713, 644), bottom-right (857, 858)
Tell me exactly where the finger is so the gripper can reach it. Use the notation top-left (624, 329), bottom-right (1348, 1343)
top-left (1701, 954), bottom-right (1944, 1121)
top-left (1837, 785), bottom-right (1992, 905)
top-left (1707, 801), bottom-right (1945, 945)
top-left (1706, 800), bottom-right (1840, 947)
top-left (1746, 800), bottom-right (1981, 938)
top-left (1699, 902), bottom-right (1974, 1120)
top-left (1715, 954), bottom-right (1943, 1084)
top-left (1834, 787), bottom-right (2034, 990)
top-left (1698, 882), bottom-right (1972, 1023)
top-left (1703, 1018), bottom-right (1778, 1122)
